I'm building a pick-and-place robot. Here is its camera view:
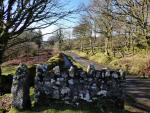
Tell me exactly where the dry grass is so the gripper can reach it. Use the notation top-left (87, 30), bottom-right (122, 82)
top-left (73, 50), bottom-right (150, 76)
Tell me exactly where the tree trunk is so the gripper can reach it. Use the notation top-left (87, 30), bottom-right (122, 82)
top-left (131, 38), bottom-right (135, 55)
top-left (128, 32), bottom-right (131, 50)
top-left (0, 47), bottom-right (4, 64)
top-left (0, 35), bottom-right (9, 64)
top-left (105, 38), bottom-right (110, 56)
top-left (0, 62), bottom-right (1, 76)
top-left (80, 39), bottom-right (83, 52)
top-left (113, 48), bottom-right (116, 57)
top-left (89, 37), bottom-right (94, 55)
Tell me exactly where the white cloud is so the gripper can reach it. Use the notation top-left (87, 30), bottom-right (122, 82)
top-left (41, 25), bottom-right (58, 41)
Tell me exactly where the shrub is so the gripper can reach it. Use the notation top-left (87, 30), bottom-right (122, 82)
top-left (31, 50), bottom-right (38, 56)
top-left (89, 53), bottom-right (113, 65)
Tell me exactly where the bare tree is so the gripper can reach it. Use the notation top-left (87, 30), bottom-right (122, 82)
top-left (89, 0), bottom-right (115, 55)
top-left (87, 0), bottom-right (150, 56)
top-left (0, 0), bottom-right (77, 64)
top-left (73, 18), bottom-right (91, 52)
top-left (114, 0), bottom-right (150, 48)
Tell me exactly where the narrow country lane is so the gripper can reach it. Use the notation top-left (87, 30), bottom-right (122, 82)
top-left (126, 76), bottom-right (150, 113)
top-left (65, 51), bottom-right (150, 113)
top-left (65, 51), bottom-right (105, 70)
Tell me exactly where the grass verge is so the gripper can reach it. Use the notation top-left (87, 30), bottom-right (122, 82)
top-left (1, 66), bottom-right (17, 75)
top-left (73, 50), bottom-right (150, 76)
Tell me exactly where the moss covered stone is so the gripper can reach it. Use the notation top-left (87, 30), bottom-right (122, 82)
top-left (11, 64), bottom-right (31, 110)
top-left (47, 53), bottom-right (65, 70)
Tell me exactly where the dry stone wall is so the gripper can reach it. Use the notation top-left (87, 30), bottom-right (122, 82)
top-left (11, 62), bottom-right (125, 111)
top-left (34, 64), bottom-right (125, 111)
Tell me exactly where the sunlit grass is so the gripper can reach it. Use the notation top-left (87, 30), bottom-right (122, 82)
top-left (8, 108), bottom-right (95, 113)
top-left (73, 50), bottom-right (150, 75)
top-left (1, 66), bottom-right (17, 75)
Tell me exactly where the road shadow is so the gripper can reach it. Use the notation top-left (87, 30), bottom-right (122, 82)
top-left (125, 94), bottom-right (150, 113)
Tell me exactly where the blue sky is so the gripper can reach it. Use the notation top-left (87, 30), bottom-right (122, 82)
top-left (60, 0), bottom-right (91, 27)
top-left (42, 0), bottom-right (90, 41)
top-left (69, 0), bottom-right (90, 9)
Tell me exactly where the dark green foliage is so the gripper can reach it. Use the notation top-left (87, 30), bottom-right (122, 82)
top-left (32, 30), bottom-right (43, 49)
top-left (0, 74), bottom-right (13, 95)
top-left (31, 50), bottom-right (38, 56)
top-left (136, 43), bottom-right (146, 49)
top-left (0, 108), bottom-right (6, 113)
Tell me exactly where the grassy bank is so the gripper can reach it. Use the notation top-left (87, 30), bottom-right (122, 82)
top-left (1, 66), bottom-right (17, 75)
top-left (73, 50), bottom-right (150, 76)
